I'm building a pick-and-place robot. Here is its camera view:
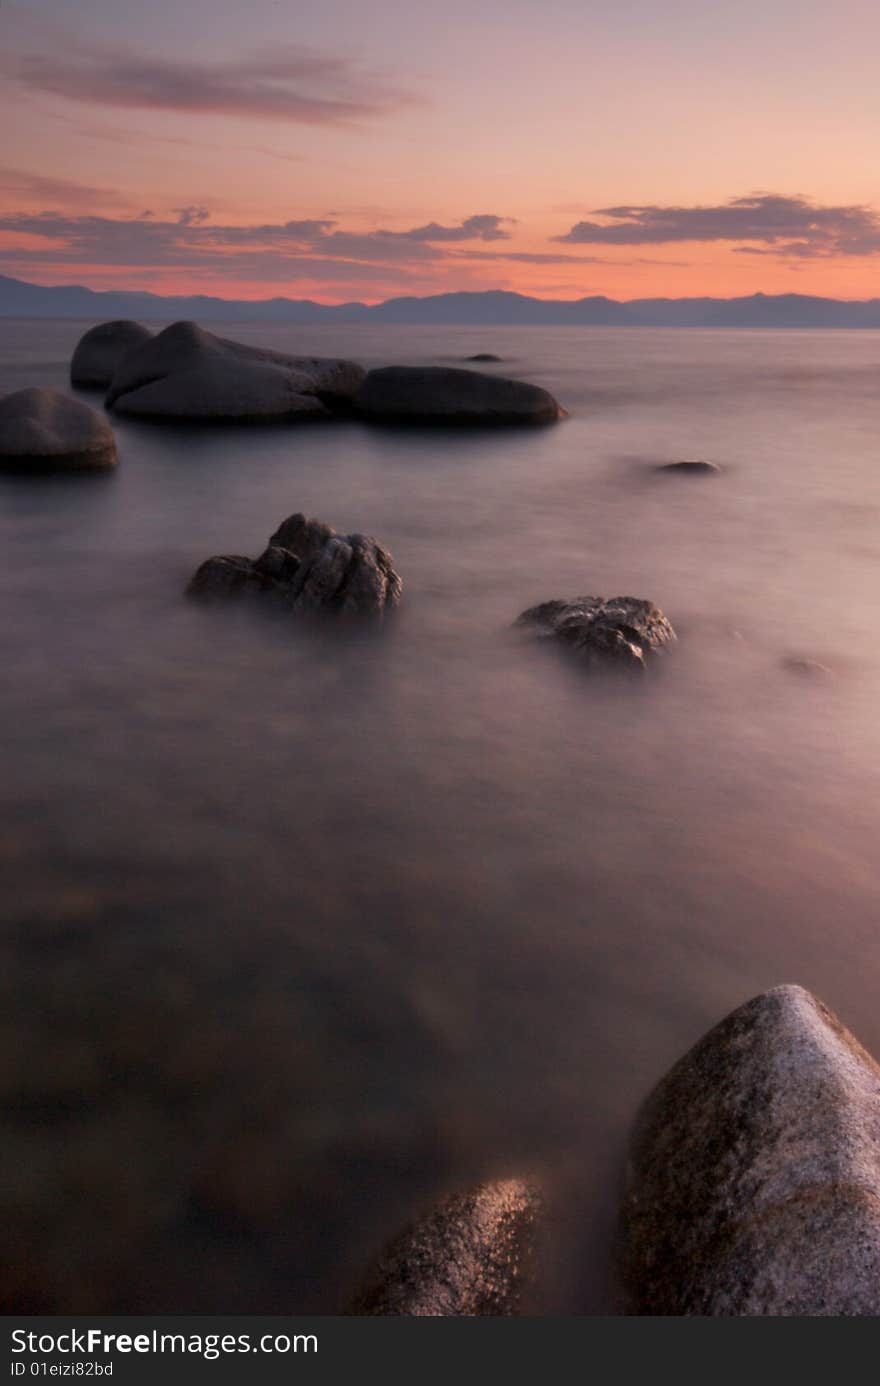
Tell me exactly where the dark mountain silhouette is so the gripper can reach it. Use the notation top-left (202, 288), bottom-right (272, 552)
top-left (3, 274), bottom-right (880, 327)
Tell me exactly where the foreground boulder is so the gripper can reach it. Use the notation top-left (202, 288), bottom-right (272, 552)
top-left (516, 596), bottom-right (675, 670)
top-left (349, 1179), bottom-right (538, 1315)
top-left (0, 388), bottom-right (117, 472)
top-left (352, 366), bottom-right (564, 426)
top-left (105, 321), bottom-right (366, 421)
top-left (70, 320), bottom-right (153, 389)
top-left (187, 512), bottom-right (401, 617)
top-left (621, 985), bottom-right (880, 1315)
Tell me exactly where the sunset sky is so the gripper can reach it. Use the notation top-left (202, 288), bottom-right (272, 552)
top-left (3, 0), bottom-right (880, 302)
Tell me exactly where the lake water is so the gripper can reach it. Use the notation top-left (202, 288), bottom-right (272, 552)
top-left (3, 319), bottom-right (880, 1312)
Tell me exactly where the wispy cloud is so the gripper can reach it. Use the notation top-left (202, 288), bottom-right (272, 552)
top-left (9, 42), bottom-right (420, 127)
top-left (0, 210), bottom-right (514, 280)
top-left (0, 167), bottom-right (127, 209)
top-left (557, 194), bottom-right (880, 258)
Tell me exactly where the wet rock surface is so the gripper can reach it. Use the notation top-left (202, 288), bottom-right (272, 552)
top-left (0, 388), bottom-right (117, 472)
top-left (70, 321), bottom-right (153, 389)
top-left (187, 512), bottom-right (402, 617)
top-left (105, 321), bottom-right (366, 421)
top-left (516, 596), bottom-right (676, 670)
top-left (352, 365), bottom-right (564, 426)
top-left (621, 985), bottom-right (880, 1315)
top-left (349, 1179), bottom-right (539, 1315)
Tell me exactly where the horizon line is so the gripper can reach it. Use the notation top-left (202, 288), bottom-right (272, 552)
top-left (3, 272), bottom-right (880, 308)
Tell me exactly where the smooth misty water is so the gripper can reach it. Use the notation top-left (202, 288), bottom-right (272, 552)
top-left (3, 320), bottom-right (880, 1312)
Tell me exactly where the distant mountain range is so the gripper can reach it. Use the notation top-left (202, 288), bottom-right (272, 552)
top-left (3, 274), bottom-right (880, 327)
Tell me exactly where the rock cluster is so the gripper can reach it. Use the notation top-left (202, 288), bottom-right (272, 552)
top-left (0, 387), bottom-right (117, 472)
top-left (187, 512), bottom-right (402, 618)
top-left (66, 320), bottom-right (565, 427)
top-left (516, 595), bottom-right (676, 670)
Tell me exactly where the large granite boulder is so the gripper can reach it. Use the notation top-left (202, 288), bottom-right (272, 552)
top-left (621, 985), bottom-right (880, 1315)
top-left (187, 512), bottom-right (401, 618)
top-left (70, 320), bottom-right (153, 389)
top-left (352, 366), bottom-right (564, 426)
top-left (105, 322), bottom-right (366, 421)
top-left (516, 596), bottom-right (675, 671)
top-left (349, 1179), bottom-right (539, 1315)
top-left (0, 388), bottom-right (117, 472)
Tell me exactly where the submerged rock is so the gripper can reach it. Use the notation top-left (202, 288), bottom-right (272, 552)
top-left (105, 321), bottom-right (366, 421)
top-left (352, 365), bottom-right (564, 426)
top-left (621, 985), bottom-right (880, 1315)
top-left (782, 655), bottom-right (831, 677)
top-left (0, 388), bottom-right (117, 472)
top-left (656, 460), bottom-right (721, 475)
top-left (465, 353), bottom-right (503, 363)
top-left (349, 1179), bottom-right (539, 1315)
top-left (187, 512), bottom-right (401, 617)
top-left (70, 320), bottom-right (153, 389)
top-left (516, 596), bottom-right (675, 670)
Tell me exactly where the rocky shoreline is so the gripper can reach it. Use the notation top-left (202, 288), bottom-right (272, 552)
top-left (1, 319), bottom-right (857, 1315)
top-left (348, 986), bottom-right (880, 1316)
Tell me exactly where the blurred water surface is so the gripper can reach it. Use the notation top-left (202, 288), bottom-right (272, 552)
top-left (2, 320), bottom-right (880, 1311)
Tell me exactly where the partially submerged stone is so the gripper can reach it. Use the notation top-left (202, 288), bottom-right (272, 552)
top-left (782, 656), bottom-right (831, 677)
top-left (187, 512), bottom-right (401, 618)
top-left (516, 596), bottom-right (675, 670)
top-left (621, 985), bottom-right (880, 1315)
top-left (70, 320), bottom-right (153, 389)
top-left (349, 1179), bottom-right (539, 1315)
top-left (352, 365), bottom-right (565, 426)
top-left (656, 460), bottom-right (721, 475)
top-left (0, 388), bottom-right (117, 472)
top-left (105, 321), bottom-right (366, 421)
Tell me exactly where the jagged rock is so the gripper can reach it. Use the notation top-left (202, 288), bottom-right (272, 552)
top-left (621, 985), bottom-right (880, 1315)
top-left (656, 460), bottom-right (721, 475)
top-left (187, 512), bottom-right (401, 617)
top-left (352, 366), bottom-right (565, 426)
top-left (0, 388), bottom-right (117, 472)
top-left (516, 596), bottom-right (675, 670)
top-left (105, 321), bottom-right (366, 421)
top-left (349, 1179), bottom-right (539, 1315)
top-left (70, 320), bottom-right (153, 389)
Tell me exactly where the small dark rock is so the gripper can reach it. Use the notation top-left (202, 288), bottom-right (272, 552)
top-left (516, 595), bottom-right (675, 670)
top-left (465, 353), bottom-right (503, 363)
top-left (187, 513), bottom-right (401, 618)
top-left (656, 460), bottom-right (721, 475)
top-left (782, 656), bottom-right (831, 677)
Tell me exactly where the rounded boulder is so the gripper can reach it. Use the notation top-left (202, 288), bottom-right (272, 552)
top-left (70, 320), bottom-right (153, 389)
top-left (0, 388), bottom-right (117, 472)
top-left (352, 366), bottom-right (565, 426)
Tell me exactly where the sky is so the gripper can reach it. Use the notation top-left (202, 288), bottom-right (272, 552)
top-left (2, 0), bottom-right (880, 302)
